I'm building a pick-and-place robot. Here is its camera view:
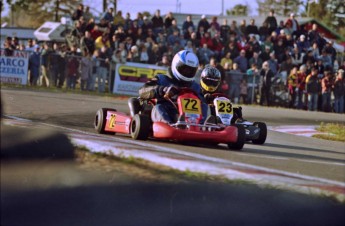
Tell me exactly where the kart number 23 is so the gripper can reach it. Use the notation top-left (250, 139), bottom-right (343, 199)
top-left (216, 100), bottom-right (233, 114)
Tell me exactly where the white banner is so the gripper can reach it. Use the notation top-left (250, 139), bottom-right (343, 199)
top-left (113, 62), bottom-right (168, 96)
top-left (0, 50), bottom-right (29, 85)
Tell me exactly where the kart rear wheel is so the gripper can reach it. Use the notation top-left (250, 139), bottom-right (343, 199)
top-left (131, 114), bottom-right (151, 140)
top-left (228, 124), bottom-right (245, 150)
top-left (252, 122), bottom-right (267, 145)
top-left (94, 108), bottom-right (116, 135)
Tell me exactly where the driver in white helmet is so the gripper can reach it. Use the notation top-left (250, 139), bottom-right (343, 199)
top-left (138, 50), bottom-right (208, 124)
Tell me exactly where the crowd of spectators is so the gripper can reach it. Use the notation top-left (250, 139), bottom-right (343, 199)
top-left (2, 5), bottom-right (345, 113)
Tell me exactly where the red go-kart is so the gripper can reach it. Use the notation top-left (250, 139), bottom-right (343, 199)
top-left (94, 88), bottom-right (246, 150)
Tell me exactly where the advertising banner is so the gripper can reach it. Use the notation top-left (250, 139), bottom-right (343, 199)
top-left (113, 62), bottom-right (168, 96)
top-left (0, 50), bottom-right (29, 85)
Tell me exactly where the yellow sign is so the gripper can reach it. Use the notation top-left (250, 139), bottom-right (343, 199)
top-left (216, 100), bottom-right (233, 114)
top-left (109, 114), bottom-right (116, 128)
top-left (118, 65), bottom-right (167, 79)
top-left (181, 98), bottom-right (201, 114)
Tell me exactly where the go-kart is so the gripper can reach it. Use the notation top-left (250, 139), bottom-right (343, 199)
top-left (94, 87), bottom-right (246, 150)
top-left (209, 93), bottom-right (267, 145)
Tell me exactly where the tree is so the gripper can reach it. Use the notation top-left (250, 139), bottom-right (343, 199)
top-left (227, 4), bottom-right (249, 16)
top-left (257, 0), bottom-right (301, 16)
top-left (307, 0), bottom-right (345, 38)
top-left (5, 0), bottom-right (80, 28)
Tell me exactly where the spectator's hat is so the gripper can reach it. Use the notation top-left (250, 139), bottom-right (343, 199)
top-left (201, 14), bottom-right (206, 19)
top-left (290, 13), bottom-right (295, 17)
top-left (300, 34), bottom-right (305, 39)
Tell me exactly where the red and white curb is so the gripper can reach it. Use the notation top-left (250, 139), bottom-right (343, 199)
top-left (3, 117), bottom-right (345, 201)
top-left (269, 125), bottom-right (328, 137)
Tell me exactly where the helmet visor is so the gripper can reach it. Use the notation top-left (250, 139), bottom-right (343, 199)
top-left (203, 77), bottom-right (220, 88)
top-left (175, 61), bottom-right (198, 79)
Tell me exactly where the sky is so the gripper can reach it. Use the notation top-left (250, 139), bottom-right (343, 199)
top-left (84, 0), bottom-right (259, 17)
top-left (2, 0), bottom-right (259, 19)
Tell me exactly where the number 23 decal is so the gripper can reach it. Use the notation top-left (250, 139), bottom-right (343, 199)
top-left (217, 101), bottom-right (233, 113)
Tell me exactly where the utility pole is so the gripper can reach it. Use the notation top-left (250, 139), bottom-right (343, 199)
top-left (221, 0), bottom-right (224, 16)
top-left (103, 0), bottom-right (107, 12)
top-left (55, 0), bottom-right (59, 22)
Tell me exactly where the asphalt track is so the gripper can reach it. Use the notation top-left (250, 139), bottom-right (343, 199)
top-left (2, 88), bottom-right (345, 182)
top-left (2, 88), bottom-right (345, 226)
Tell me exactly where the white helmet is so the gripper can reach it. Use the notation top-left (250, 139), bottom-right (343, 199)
top-left (171, 50), bottom-right (199, 83)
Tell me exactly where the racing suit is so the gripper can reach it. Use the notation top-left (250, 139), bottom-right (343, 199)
top-left (139, 68), bottom-right (208, 124)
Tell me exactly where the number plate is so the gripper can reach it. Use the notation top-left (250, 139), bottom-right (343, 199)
top-left (215, 99), bottom-right (233, 115)
top-left (181, 98), bottom-right (201, 114)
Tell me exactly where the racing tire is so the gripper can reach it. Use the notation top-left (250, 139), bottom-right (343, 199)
top-left (131, 114), bottom-right (151, 140)
top-left (94, 108), bottom-right (116, 135)
top-left (227, 124), bottom-right (245, 150)
top-left (252, 122), bottom-right (267, 145)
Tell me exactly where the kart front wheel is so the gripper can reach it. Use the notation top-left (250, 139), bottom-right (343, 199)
top-left (131, 114), bottom-right (151, 140)
top-left (252, 122), bottom-right (267, 145)
top-left (228, 124), bottom-right (245, 150)
top-left (94, 108), bottom-right (116, 135)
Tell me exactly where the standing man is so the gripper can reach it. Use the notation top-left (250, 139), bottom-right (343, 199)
top-left (259, 61), bottom-right (274, 106)
top-left (305, 67), bottom-right (321, 111)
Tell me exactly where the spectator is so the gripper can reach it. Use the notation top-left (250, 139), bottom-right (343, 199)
top-left (234, 49), bottom-right (248, 73)
top-left (83, 6), bottom-right (93, 23)
top-left (40, 42), bottom-right (51, 87)
top-left (95, 30), bottom-right (111, 49)
top-left (113, 10), bottom-right (125, 27)
top-left (259, 22), bottom-right (270, 42)
top-left (81, 30), bottom-right (95, 55)
top-left (123, 12), bottom-right (133, 31)
top-left (128, 45), bottom-right (140, 63)
top-left (296, 34), bottom-right (310, 54)
top-left (333, 69), bottom-right (345, 113)
top-left (264, 9), bottom-right (278, 34)
top-left (166, 19), bottom-right (180, 36)
top-left (167, 29), bottom-right (181, 47)
top-left (223, 41), bottom-right (239, 60)
top-left (291, 47), bottom-right (304, 67)
top-left (239, 79), bottom-right (248, 104)
top-left (249, 52), bottom-right (263, 71)
top-left (280, 56), bottom-right (294, 82)
top-left (287, 66), bottom-right (298, 108)
top-left (184, 40), bottom-right (195, 53)
top-left (188, 32), bottom-right (200, 49)
top-left (210, 16), bottom-right (220, 32)
top-left (182, 15), bottom-right (195, 37)
top-left (230, 20), bottom-right (242, 39)
top-left (210, 33), bottom-right (223, 61)
top-left (97, 46), bottom-right (110, 92)
top-left (285, 13), bottom-right (299, 37)
top-left (156, 54), bottom-right (170, 67)
top-left (267, 52), bottom-right (278, 75)
top-left (80, 52), bottom-right (93, 91)
top-left (207, 24), bottom-right (218, 38)
top-left (135, 12), bottom-right (144, 28)
top-left (90, 24), bottom-right (103, 40)
top-left (246, 19), bottom-right (259, 36)
top-left (183, 26), bottom-right (194, 40)
top-left (259, 45), bottom-right (272, 63)
top-left (220, 19), bottom-right (230, 45)
top-left (72, 3), bottom-right (84, 21)
top-left (85, 17), bottom-right (96, 32)
top-left (319, 49), bottom-right (332, 70)
top-left (151, 9), bottom-right (164, 35)
top-left (303, 49), bottom-right (316, 65)
top-left (197, 43), bottom-right (214, 65)
top-left (164, 12), bottom-right (175, 30)
top-left (323, 40), bottom-right (336, 66)
top-left (142, 16), bottom-right (153, 37)
top-left (259, 61), bottom-right (274, 106)
top-left (139, 43), bottom-right (149, 64)
top-left (296, 64), bottom-right (307, 110)
top-left (50, 43), bottom-right (64, 87)
top-left (239, 20), bottom-right (247, 37)
top-left (28, 46), bottom-right (41, 86)
top-left (198, 15), bottom-right (210, 32)
top-left (102, 7), bottom-right (114, 24)
top-left (306, 67), bottom-right (321, 111)
top-left (220, 52), bottom-right (232, 68)
top-left (66, 45), bottom-right (80, 90)
top-left (246, 63), bottom-right (260, 104)
top-left (321, 71), bottom-right (333, 112)
top-left (228, 62), bottom-right (243, 104)
top-left (88, 50), bottom-right (99, 91)
top-left (308, 23), bottom-right (326, 52)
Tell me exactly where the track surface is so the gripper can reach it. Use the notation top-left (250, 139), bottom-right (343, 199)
top-left (2, 88), bottom-right (345, 182)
